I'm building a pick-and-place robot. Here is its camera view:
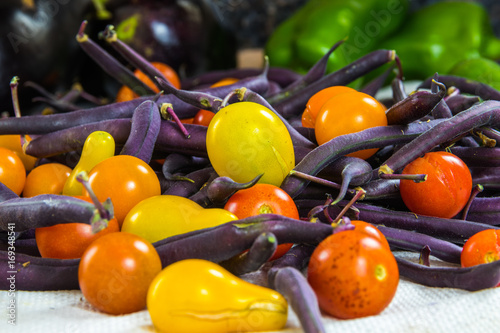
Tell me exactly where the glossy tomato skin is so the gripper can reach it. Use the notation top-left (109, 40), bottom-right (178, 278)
top-left (86, 155), bottom-right (161, 226)
top-left (78, 232), bottom-right (162, 315)
top-left (461, 229), bottom-right (500, 268)
top-left (307, 230), bottom-right (399, 319)
top-left (399, 151), bottom-right (472, 219)
top-left (314, 91), bottom-right (387, 160)
top-left (351, 220), bottom-right (391, 250)
top-left (22, 163), bottom-right (72, 197)
top-left (0, 134), bottom-right (37, 171)
top-left (206, 101), bottom-right (295, 187)
top-left (192, 109), bottom-right (215, 126)
top-left (301, 86), bottom-right (357, 128)
top-left (224, 183), bottom-right (299, 260)
top-left (0, 146), bottom-right (26, 195)
top-left (35, 196), bottom-right (120, 259)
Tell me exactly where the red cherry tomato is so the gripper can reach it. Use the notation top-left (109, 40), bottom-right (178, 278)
top-left (224, 183), bottom-right (299, 260)
top-left (350, 220), bottom-right (391, 250)
top-left (307, 229), bottom-right (399, 319)
top-left (192, 109), bottom-right (215, 126)
top-left (399, 151), bottom-right (473, 219)
top-left (86, 155), bottom-right (161, 226)
top-left (0, 146), bottom-right (26, 195)
top-left (35, 196), bottom-right (120, 259)
top-left (78, 232), bottom-right (162, 315)
top-left (301, 86), bottom-right (357, 128)
top-left (461, 229), bottom-right (500, 268)
top-left (314, 91), bottom-right (387, 160)
top-left (116, 62), bottom-right (181, 102)
top-left (22, 163), bottom-right (72, 197)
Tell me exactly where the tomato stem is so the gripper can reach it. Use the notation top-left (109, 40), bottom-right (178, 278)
top-left (331, 188), bottom-right (366, 225)
top-left (289, 170), bottom-right (344, 190)
top-left (76, 171), bottom-right (112, 233)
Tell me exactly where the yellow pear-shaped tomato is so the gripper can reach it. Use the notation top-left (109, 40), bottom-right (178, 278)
top-left (121, 195), bottom-right (238, 243)
top-left (147, 259), bottom-right (288, 333)
top-left (206, 101), bottom-right (295, 187)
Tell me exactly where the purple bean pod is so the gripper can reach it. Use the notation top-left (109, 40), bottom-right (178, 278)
top-left (466, 196), bottom-right (500, 225)
top-left (445, 94), bottom-right (481, 115)
top-left (189, 174), bottom-right (262, 207)
top-left (162, 153), bottom-right (209, 180)
top-left (450, 146), bottom-right (500, 167)
top-left (419, 74), bottom-right (500, 101)
top-left (152, 215), bottom-right (333, 267)
top-left (470, 167), bottom-right (500, 189)
top-left (378, 100), bottom-right (500, 176)
top-left (0, 251), bottom-right (80, 291)
top-left (391, 77), bottom-right (408, 103)
top-left (396, 257), bottom-right (500, 291)
top-left (162, 167), bottom-right (216, 197)
top-left (360, 64), bottom-right (395, 97)
top-left (272, 49), bottom-right (396, 118)
top-left (431, 100), bottom-right (454, 119)
top-left (0, 195), bottom-right (106, 232)
top-left (219, 232), bottom-right (278, 276)
top-left (355, 178), bottom-right (400, 201)
top-left (385, 87), bottom-right (445, 125)
top-left (267, 39), bottom-right (346, 103)
top-left (76, 21), bottom-right (154, 96)
top-left (280, 120), bottom-right (442, 198)
top-left (0, 183), bottom-right (18, 202)
top-left (376, 225), bottom-right (463, 264)
top-left (119, 99), bottom-right (161, 164)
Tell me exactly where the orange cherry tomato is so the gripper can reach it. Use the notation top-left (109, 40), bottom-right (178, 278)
top-left (307, 229), bottom-right (399, 319)
top-left (399, 151), bottom-right (473, 219)
top-left (78, 232), bottom-right (162, 315)
top-left (0, 134), bottom-right (37, 171)
top-left (35, 196), bottom-right (120, 259)
top-left (116, 62), bottom-right (181, 102)
top-left (301, 86), bottom-right (357, 128)
top-left (224, 183), bottom-right (299, 260)
top-left (314, 91), bottom-right (387, 160)
top-left (0, 146), bottom-right (26, 195)
top-left (461, 229), bottom-right (500, 268)
top-left (350, 220), bottom-right (391, 250)
top-left (86, 155), bottom-right (161, 226)
top-left (22, 163), bottom-right (72, 197)
top-left (192, 109), bottom-right (215, 126)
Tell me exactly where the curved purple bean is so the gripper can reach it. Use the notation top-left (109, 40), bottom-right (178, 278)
top-left (281, 120), bottom-right (442, 198)
top-left (360, 64), bottom-right (395, 97)
top-left (0, 251), bottom-right (80, 291)
top-left (379, 100), bottom-right (500, 176)
top-left (355, 178), bottom-right (400, 201)
top-left (219, 232), bottom-right (278, 276)
top-left (119, 99), bottom-right (161, 163)
top-left (162, 167), bottom-right (216, 197)
top-left (0, 183), bottom-right (18, 202)
top-left (385, 88), bottom-right (444, 125)
top-left (445, 94), bottom-right (481, 115)
top-left (162, 153), bottom-right (209, 180)
top-left (189, 174), bottom-right (262, 207)
top-left (396, 257), bottom-right (500, 291)
top-left (419, 74), bottom-right (500, 101)
top-left (450, 146), bottom-right (500, 167)
top-left (0, 195), bottom-right (100, 232)
top-left (377, 225), bottom-right (462, 264)
top-left (391, 77), bottom-right (408, 103)
top-left (470, 167), bottom-right (500, 189)
top-left (466, 196), bottom-right (500, 225)
top-left (272, 49), bottom-right (396, 118)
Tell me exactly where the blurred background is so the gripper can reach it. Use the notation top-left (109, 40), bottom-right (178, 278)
top-left (0, 0), bottom-right (499, 114)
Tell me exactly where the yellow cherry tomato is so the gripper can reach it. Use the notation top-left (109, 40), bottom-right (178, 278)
top-left (62, 131), bottom-right (115, 196)
top-left (206, 101), bottom-right (295, 187)
top-left (122, 195), bottom-right (238, 243)
top-left (147, 259), bottom-right (288, 333)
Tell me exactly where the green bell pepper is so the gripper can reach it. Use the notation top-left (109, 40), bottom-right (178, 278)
top-left (265, 0), bottom-right (410, 74)
top-left (379, 1), bottom-right (500, 80)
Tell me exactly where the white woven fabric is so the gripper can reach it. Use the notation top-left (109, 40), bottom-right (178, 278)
top-left (2, 252), bottom-right (500, 333)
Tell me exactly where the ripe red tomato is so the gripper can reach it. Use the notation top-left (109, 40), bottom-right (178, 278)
top-left (224, 183), bottom-right (299, 260)
top-left (307, 229), bottom-right (399, 319)
top-left (22, 163), bottom-right (72, 197)
top-left (399, 151), bottom-right (472, 219)
top-left (86, 155), bottom-right (161, 226)
top-left (461, 229), bottom-right (500, 268)
top-left (314, 91), bottom-right (387, 160)
top-left (192, 109), bottom-right (215, 126)
top-left (301, 86), bottom-right (356, 128)
top-left (35, 196), bottom-right (120, 259)
top-left (116, 62), bottom-right (181, 102)
top-left (0, 146), bottom-right (26, 195)
top-left (78, 232), bottom-right (162, 315)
